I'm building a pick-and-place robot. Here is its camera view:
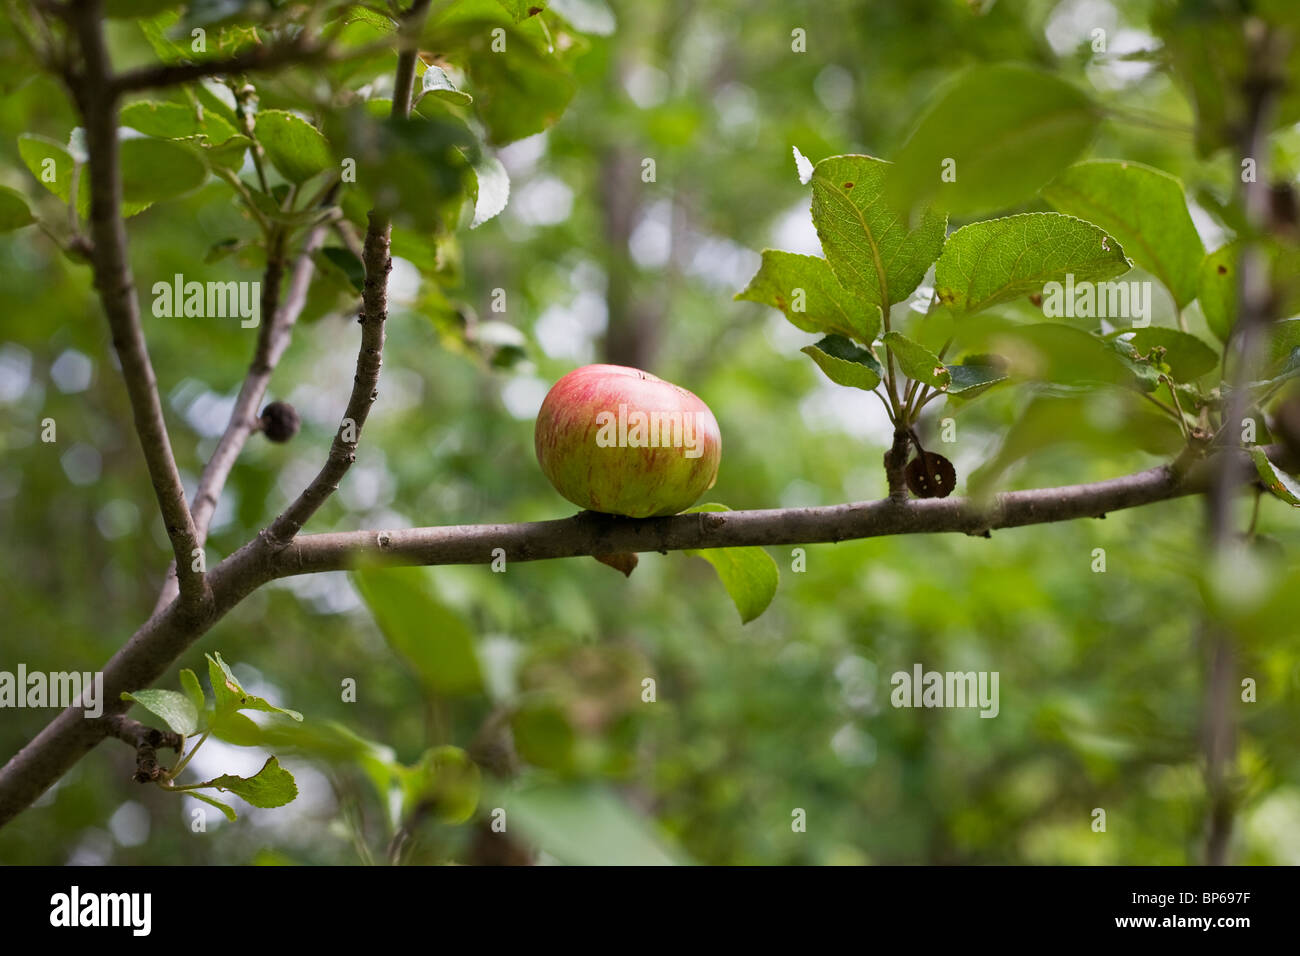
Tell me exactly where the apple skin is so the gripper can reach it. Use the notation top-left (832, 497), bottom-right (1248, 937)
top-left (535, 364), bottom-right (722, 518)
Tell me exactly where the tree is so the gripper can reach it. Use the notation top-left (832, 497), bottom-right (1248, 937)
top-left (0, 0), bottom-right (1297, 865)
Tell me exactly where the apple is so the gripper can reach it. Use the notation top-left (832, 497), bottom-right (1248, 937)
top-left (535, 364), bottom-right (722, 518)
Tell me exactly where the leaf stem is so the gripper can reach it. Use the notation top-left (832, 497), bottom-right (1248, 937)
top-left (869, 386), bottom-right (895, 420)
top-left (159, 781), bottom-right (212, 793)
top-left (1138, 389), bottom-right (1182, 422)
top-left (1162, 374), bottom-right (1193, 440)
top-left (232, 84), bottom-right (272, 196)
top-left (214, 167), bottom-right (272, 235)
top-left (1247, 487), bottom-right (1262, 538)
top-left (166, 728), bottom-right (211, 781)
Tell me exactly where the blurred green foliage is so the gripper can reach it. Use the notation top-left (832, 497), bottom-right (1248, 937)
top-left (0, 0), bottom-right (1298, 866)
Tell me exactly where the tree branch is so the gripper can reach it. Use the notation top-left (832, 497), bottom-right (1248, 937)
top-left (108, 2), bottom-right (428, 95)
top-left (261, 0), bottom-right (428, 547)
top-left (151, 221), bottom-right (330, 614)
top-left (113, 37), bottom-right (338, 95)
top-left (65, 0), bottom-right (208, 612)
top-left (263, 210), bottom-right (390, 546)
top-left (883, 427), bottom-right (911, 502)
top-left (275, 451), bottom-right (1265, 575)
top-left (2, 443), bottom-right (1292, 828)
top-left (104, 715), bottom-right (183, 784)
top-left (1201, 21), bottom-right (1288, 867)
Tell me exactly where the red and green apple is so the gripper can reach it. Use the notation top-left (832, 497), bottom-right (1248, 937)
top-left (534, 364), bottom-right (722, 518)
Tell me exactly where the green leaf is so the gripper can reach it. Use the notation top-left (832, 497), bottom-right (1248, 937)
top-left (18, 134), bottom-right (77, 203)
top-left (1249, 447), bottom-right (1300, 507)
top-left (683, 504), bottom-right (779, 625)
top-left (203, 237), bottom-right (244, 263)
top-left (1268, 321), bottom-right (1300, 368)
top-left (120, 688), bottom-right (199, 736)
top-left (889, 64), bottom-right (1100, 215)
top-left (470, 153), bottom-right (509, 228)
top-left (960, 318), bottom-right (1140, 389)
top-left (1198, 244), bottom-right (1300, 343)
top-left (202, 134), bottom-right (252, 171)
top-left (248, 719), bottom-right (398, 805)
top-left (900, 302), bottom-right (957, 353)
top-left (1103, 336), bottom-right (1161, 393)
top-left (0, 18), bottom-right (38, 95)
top-left (1199, 244), bottom-right (1237, 342)
top-left (511, 703), bottom-right (577, 772)
top-left (1253, 347), bottom-right (1300, 393)
top-left (210, 710), bottom-right (265, 747)
top-left (31, 132), bottom-right (210, 218)
top-left (317, 246), bottom-right (364, 292)
top-left (1111, 328), bottom-right (1219, 382)
top-left (179, 668), bottom-right (206, 717)
top-left (137, 10), bottom-right (189, 64)
top-left (810, 155), bottom-right (946, 317)
top-left (736, 250), bottom-right (881, 343)
top-left (400, 745), bottom-right (481, 824)
top-left (1042, 160), bottom-right (1204, 308)
top-left (0, 186), bottom-right (34, 231)
top-left (196, 756), bottom-right (298, 809)
top-left (494, 0), bottom-right (547, 20)
top-left (325, 106), bottom-right (475, 233)
top-left (800, 334), bottom-right (884, 390)
top-left (500, 781), bottom-right (684, 865)
top-left (195, 80), bottom-right (241, 128)
top-left (122, 100), bottom-right (198, 140)
top-left (352, 567), bottom-right (484, 696)
top-left (185, 791), bottom-right (237, 822)
top-left (206, 653), bottom-right (304, 721)
top-left (254, 110), bottom-right (332, 184)
top-left (421, 64), bottom-right (473, 107)
top-left (390, 226), bottom-right (444, 275)
top-left (944, 360), bottom-right (1008, 398)
top-left (118, 138), bottom-right (208, 215)
top-left (969, 392), bottom-right (1182, 497)
top-left (428, 19), bottom-right (576, 145)
top-left (883, 331), bottom-right (950, 388)
top-left (934, 212), bottom-right (1130, 316)
top-left (121, 100), bottom-right (237, 142)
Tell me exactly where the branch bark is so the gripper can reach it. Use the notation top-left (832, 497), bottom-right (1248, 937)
top-left (111, 35), bottom-right (361, 94)
top-left (1201, 21), bottom-right (1288, 867)
top-left (262, 211), bottom-right (391, 545)
top-left (274, 448), bottom-right (1275, 574)
top-left (104, 716), bottom-right (183, 784)
top-left (65, 0), bottom-right (208, 612)
top-left (261, 0), bottom-right (427, 546)
top-left (1, 443), bottom-right (1291, 828)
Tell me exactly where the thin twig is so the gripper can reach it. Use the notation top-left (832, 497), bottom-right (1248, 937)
top-left (262, 0), bottom-right (430, 547)
top-left (152, 218), bottom-right (332, 615)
